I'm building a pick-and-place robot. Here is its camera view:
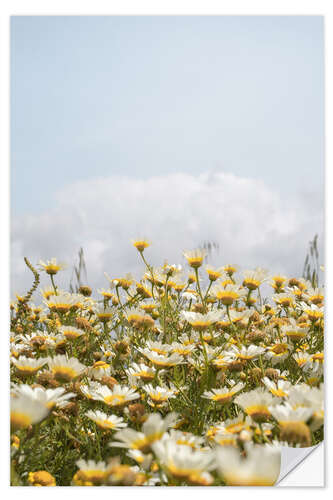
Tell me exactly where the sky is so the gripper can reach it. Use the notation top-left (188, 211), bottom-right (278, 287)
top-left (10, 16), bottom-right (324, 296)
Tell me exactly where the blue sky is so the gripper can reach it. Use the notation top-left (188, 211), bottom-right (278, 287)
top-left (10, 16), bottom-right (324, 294)
top-left (11, 16), bottom-right (324, 215)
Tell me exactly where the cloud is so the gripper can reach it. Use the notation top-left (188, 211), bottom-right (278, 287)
top-left (11, 171), bottom-right (324, 298)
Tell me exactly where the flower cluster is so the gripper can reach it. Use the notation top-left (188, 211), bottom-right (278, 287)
top-left (10, 245), bottom-right (324, 486)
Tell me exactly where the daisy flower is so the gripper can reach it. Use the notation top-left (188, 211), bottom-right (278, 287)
top-left (131, 238), bottom-right (151, 253)
top-left (89, 360), bottom-right (113, 380)
top-left (216, 444), bottom-right (281, 486)
top-left (91, 384), bottom-right (140, 408)
top-left (143, 384), bottom-right (176, 405)
top-left (183, 249), bottom-right (207, 269)
top-left (38, 258), bottom-right (67, 275)
top-left (72, 459), bottom-right (110, 486)
top-left (242, 268), bottom-right (268, 290)
top-left (95, 304), bottom-right (114, 322)
top-left (273, 292), bottom-right (295, 308)
top-left (11, 356), bottom-right (47, 376)
top-left (229, 344), bottom-right (266, 361)
top-left (269, 403), bottom-right (314, 447)
top-left (281, 318), bottom-right (309, 341)
top-left (262, 377), bottom-right (291, 398)
top-left (126, 363), bottom-right (156, 383)
top-left (168, 429), bottom-right (205, 449)
top-left (98, 288), bottom-right (114, 300)
top-left (170, 342), bottom-right (196, 356)
top-left (293, 351), bottom-right (313, 369)
top-left (304, 286), bottom-right (324, 305)
top-left (205, 265), bottom-right (225, 282)
top-left (47, 354), bottom-right (87, 381)
top-left (300, 303), bottom-right (324, 321)
top-left (86, 410), bottom-right (127, 431)
top-left (11, 394), bottom-right (49, 430)
top-left (46, 292), bottom-right (80, 314)
top-left (235, 388), bottom-right (277, 422)
top-left (202, 382), bottom-right (244, 404)
top-left (210, 283), bottom-right (246, 306)
top-left (79, 381), bottom-right (104, 400)
top-left (265, 341), bottom-right (291, 365)
top-left (270, 274), bottom-right (287, 291)
top-left (145, 340), bottom-right (172, 356)
top-left (40, 286), bottom-right (56, 301)
top-left (127, 450), bottom-right (153, 470)
top-left (152, 440), bottom-right (215, 482)
top-left (58, 325), bottom-right (85, 340)
top-left (12, 384), bottom-right (76, 409)
top-left (110, 412), bottom-right (177, 453)
top-left (223, 264), bottom-right (238, 276)
top-left (211, 415), bottom-right (252, 437)
top-left (181, 310), bottom-right (223, 331)
top-left (138, 349), bottom-right (183, 369)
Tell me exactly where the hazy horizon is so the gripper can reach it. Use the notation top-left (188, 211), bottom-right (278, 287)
top-left (11, 16), bottom-right (324, 297)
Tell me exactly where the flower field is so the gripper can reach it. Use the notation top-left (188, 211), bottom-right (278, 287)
top-left (10, 241), bottom-right (324, 486)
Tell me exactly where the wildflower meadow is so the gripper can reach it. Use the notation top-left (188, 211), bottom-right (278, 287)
top-left (10, 240), bottom-right (324, 486)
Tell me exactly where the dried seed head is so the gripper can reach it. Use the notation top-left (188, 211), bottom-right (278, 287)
top-left (191, 303), bottom-right (207, 314)
top-left (78, 285), bottom-right (92, 297)
top-left (280, 422), bottom-right (312, 447)
top-left (264, 368), bottom-right (280, 382)
top-left (93, 351), bottom-right (103, 360)
top-left (36, 371), bottom-right (60, 388)
top-left (246, 329), bottom-right (266, 343)
top-left (100, 376), bottom-right (118, 390)
top-left (228, 360), bottom-right (245, 372)
top-left (249, 367), bottom-right (262, 383)
top-left (62, 402), bottom-right (78, 416)
top-left (114, 341), bottom-right (130, 355)
top-left (75, 317), bottom-right (93, 331)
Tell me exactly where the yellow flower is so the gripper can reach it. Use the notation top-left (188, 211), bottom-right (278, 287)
top-left (183, 249), bottom-right (207, 269)
top-left (205, 265), bottom-right (224, 282)
top-left (38, 258), bottom-right (66, 275)
top-left (28, 470), bottom-right (56, 486)
top-left (131, 238), bottom-right (150, 253)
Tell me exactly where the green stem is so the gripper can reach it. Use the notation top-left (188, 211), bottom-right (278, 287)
top-left (50, 274), bottom-right (58, 295)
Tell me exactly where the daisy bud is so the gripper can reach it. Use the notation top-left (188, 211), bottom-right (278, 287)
top-left (264, 368), bottom-right (279, 382)
top-left (75, 317), bottom-right (92, 331)
top-left (249, 311), bottom-right (260, 322)
top-left (249, 367), bottom-right (262, 383)
top-left (246, 330), bottom-right (266, 343)
top-left (228, 360), bottom-right (245, 372)
top-left (62, 402), bottom-right (78, 416)
top-left (127, 403), bottom-right (146, 423)
top-left (36, 372), bottom-right (59, 388)
top-left (78, 285), bottom-right (92, 297)
top-left (192, 303), bottom-right (207, 314)
top-left (28, 470), bottom-right (56, 486)
top-left (100, 376), bottom-right (118, 390)
top-left (114, 341), bottom-right (130, 355)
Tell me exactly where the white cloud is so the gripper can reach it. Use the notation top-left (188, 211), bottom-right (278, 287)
top-left (11, 171), bottom-right (323, 298)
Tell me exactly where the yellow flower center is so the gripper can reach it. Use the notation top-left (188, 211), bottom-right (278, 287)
top-left (52, 366), bottom-right (78, 381)
top-left (132, 432), bottom-right (164, 452)
top-left (245, 405), bottom-right (271, 422)
top-left (15, 365), bottom-right (41, 375)
top-left (104, 394), bottom-right (126, 407)
top-left (11, 411), bottom-right (32, 430)
top-left (270, 388), bottom-right (287, 397)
